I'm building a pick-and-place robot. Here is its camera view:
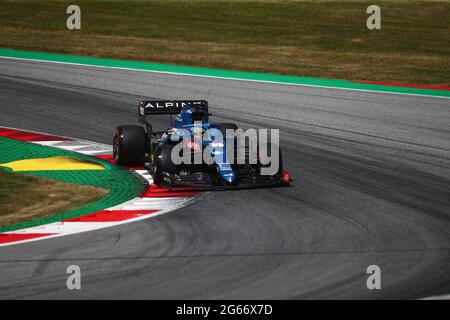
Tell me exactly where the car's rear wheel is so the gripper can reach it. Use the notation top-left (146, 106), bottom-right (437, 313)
top-left (113, 125), bottom-right (146, 167)
top-left (153, 144), bottom-right (178, 187)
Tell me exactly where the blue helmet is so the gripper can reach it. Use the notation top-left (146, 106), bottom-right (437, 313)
top-left (173, 105), bottom-right (208, 128)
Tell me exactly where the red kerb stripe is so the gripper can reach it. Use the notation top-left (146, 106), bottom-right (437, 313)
top-left (0, 128), bottom-right (72, 141)
top-left (94, 154), bottom-right (115, 163)
top-left (0, 233), bottom-right (56, 244)
top-left (140, 184), bottom-right (200, 198)
top-left (63, 210), bottom-right (158, 222)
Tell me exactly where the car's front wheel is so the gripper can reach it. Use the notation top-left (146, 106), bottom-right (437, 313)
top-left (153, 144), bottom-right (178, 187)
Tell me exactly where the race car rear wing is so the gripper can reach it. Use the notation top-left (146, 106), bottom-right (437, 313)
top-left (138, 100), bottom-right (208, 123)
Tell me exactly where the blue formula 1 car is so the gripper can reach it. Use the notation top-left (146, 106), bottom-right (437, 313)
top-left (113, 100), bottom-right (290, 189)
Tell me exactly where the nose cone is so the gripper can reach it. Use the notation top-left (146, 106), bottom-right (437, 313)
top-left (222, 171), bottom-right (236, 183)
top-left (217, 163), bottom-right (236, 184)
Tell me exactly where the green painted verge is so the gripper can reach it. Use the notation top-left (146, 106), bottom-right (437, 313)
top-left (0, 137), bottom-right (144, 233)
top-left (0, 48), bottom-right (449, 98)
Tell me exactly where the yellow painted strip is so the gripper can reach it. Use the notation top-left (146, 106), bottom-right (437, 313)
top-left (0, 156), bottom-right (104, 171)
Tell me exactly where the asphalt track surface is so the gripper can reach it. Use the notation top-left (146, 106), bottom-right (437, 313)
top-left (0, 58), bottom-right (449, 299)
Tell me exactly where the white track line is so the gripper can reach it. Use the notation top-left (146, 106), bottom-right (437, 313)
top-left (1, 55), bottom-right (449, 100)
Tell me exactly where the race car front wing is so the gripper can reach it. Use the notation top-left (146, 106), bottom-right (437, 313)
top-left (168, 170), bottom-right (292, 191)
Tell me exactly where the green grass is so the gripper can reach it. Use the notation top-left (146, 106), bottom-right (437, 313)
top-left (0, 137), bottom-right (144, 232)
top-left (0, 168), bottom-right (107, 226)
top-left (0, 0), bottom-right (449, 85)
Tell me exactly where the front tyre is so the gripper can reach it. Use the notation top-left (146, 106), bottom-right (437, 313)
top-left (153, 144), bottom-right (178, 187)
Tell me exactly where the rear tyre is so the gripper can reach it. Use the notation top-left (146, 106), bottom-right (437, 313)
top-left (153, 144), bottom-right (178, 187)
top-left (113, 125), bottom-right (146, 167)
